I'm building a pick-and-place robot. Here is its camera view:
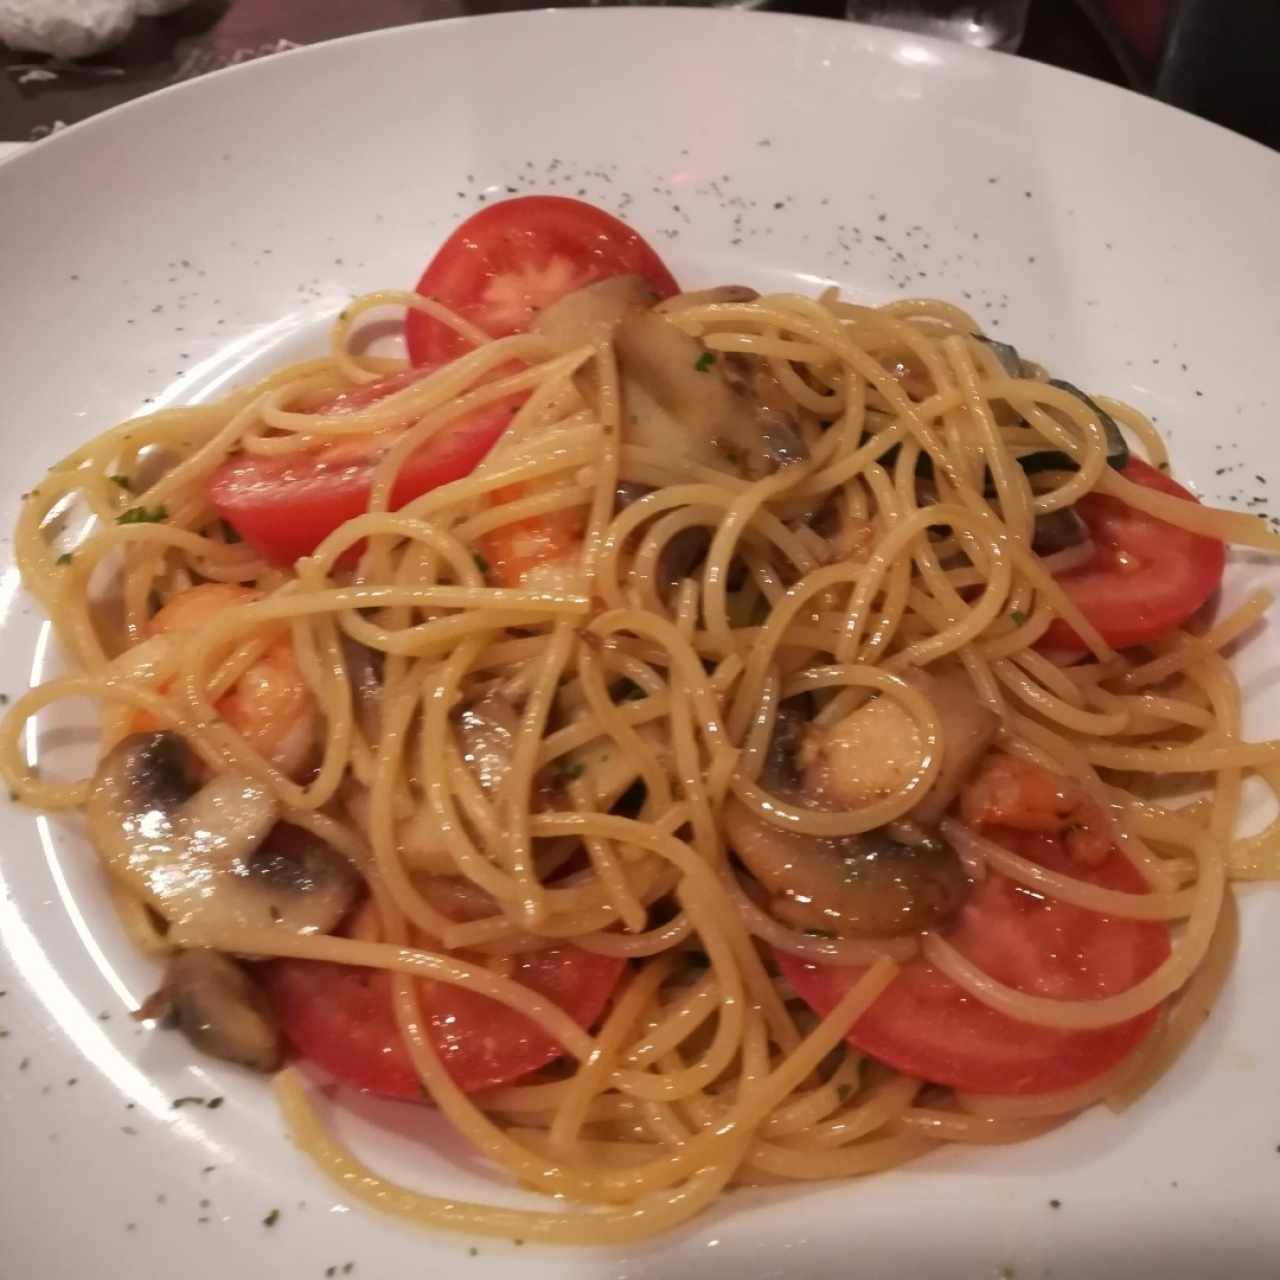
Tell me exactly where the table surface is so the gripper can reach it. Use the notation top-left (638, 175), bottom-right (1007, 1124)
top-left (0, 0), bottom-right (1129, 142)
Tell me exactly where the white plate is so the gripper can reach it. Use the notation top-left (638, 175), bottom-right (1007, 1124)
top-left (3, 10), bottom-right (1279, 1277)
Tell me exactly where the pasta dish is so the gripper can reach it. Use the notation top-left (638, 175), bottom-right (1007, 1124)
top-left (5, 196), bottom-right (1278, 1244)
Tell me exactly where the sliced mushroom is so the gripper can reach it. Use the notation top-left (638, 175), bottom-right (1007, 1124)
top-left (143, 948), bottom-right (282, 1072)
top-left (654, 285), bottom-right (760, 315)
top-left (456, 689), bottom-right (522, 796)
top-left (614, 480), bottom-right (654, 511)
top-left (802, 668), bottom-right (998, 825)
top-left (342, 634), bottom-right (384, 744)
top-left (658, 527), bottom-right (712, 587)
top-left (531, 274), bottom-right (659, 351)
top-left (87, 732), bottom-right (357, 936)
top-left (1032, 506), bottom-right (1090, 556)
top-left (905, 670), bottom-right (1001, 825)
top-left (613, 310), bottom-right (809, 479)
top-left (724, 799), bottom-right (967, 938)
top-left (724, 671), bottom-right (999, 938)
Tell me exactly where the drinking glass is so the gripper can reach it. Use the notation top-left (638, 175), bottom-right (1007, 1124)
top-left (844, 1), bottom-right (1031, 52)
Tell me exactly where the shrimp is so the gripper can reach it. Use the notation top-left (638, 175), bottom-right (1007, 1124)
top-left (477, 483), bottom-right (585, 590)
top-left (960, 752), bottom-right (1113, 866)
top-left (146, 583), bottom-right (317, 777)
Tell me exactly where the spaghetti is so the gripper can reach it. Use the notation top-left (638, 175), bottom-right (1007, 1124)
top-left (4, 198), bottom-right (1279, 1244)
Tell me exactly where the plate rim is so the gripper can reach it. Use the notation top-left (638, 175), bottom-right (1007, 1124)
top-left (5, 6), bottom-right (1280, 192)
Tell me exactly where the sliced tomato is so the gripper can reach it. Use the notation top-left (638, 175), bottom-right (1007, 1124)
top-left (777, 831), bottom-right (1170, 1094)
top-left (264, 946), bottom-right (624, 1098)
top-left (405, 195), bottom-right (680, 366)
top-left (1042, 458), bottom-right (1225, 651)
top-left (209, 368), bottom-right (521, 566)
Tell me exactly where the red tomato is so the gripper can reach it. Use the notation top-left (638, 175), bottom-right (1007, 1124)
top-left (209, 368), bottom-right (521, 566)
top-left (405, 196), bottom-right (680, 366)
top-left (264, 946), bottom-right (624, 1098)
top-left (1043, 458), bottom-right (1225, 651)
top-left (776, 831), bottom-right (1170, 1094)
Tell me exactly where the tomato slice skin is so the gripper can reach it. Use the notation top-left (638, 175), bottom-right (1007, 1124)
top-left (1043, 458), bottom-right (1226, 651)
top-left (209, 369), bottom-right (520, 566)
top-left (264, 946), bottom-right (624, 1098)
top-left (405, 195), bottom-right (680, 366)
top-left (776, 831), bottom-right (1171, 1095)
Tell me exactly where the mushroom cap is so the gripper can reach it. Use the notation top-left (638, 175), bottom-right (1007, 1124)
top-left (153, 948), bottom-right (283, 1073)
top-left (87, 732), bottom-right (357, 938)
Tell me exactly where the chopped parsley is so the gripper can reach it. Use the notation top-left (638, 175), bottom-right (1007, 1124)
top-left (116, 505), bottom-right (168, 526)
top-left (836, 1083), bottom-right (853, 1103)
top-left (109, 474), bottom-right (133, 492)
top-left (55, 552), bottom-right (73, 566)
top-left (562, 761), bottom-right (586, 782)
top-left (693, 351), bottom-right (715, 372)
top-left (262, 1208), bottom-right (280, 1228)
top-left (617, 679), bottom-right (647, 701)
top-left (803, 927), bottom-right (835, 939)
top-left (171, 1094), bottom-right (223, 1109)
top-left (1010, 609), bottom-right (1027, 626)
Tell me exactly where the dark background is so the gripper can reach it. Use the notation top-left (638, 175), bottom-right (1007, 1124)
top-left (2, 0), bottom-right (1278, 147)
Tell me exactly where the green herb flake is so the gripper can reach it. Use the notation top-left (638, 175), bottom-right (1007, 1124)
top-left (694, 352), bottom-right (715, 373)
top-left (564, 761), bottom-right (586, 781)
top-left (55, 552), bottom-right (73, 566)
top-left (206, 1096), bottom-right (224, 1109)
top-left (804, 928), bottom-right (835, 939)
top-left (1010, 609), bottom-right (1027, 626)
top-left (836, 1084), bottom-right (853, 1103)
top-left (262, 1208), bottom-right (280, 1228)
top-left (618, 679), bottom-right (646, 701)
top-left (109, 474), bottom-right (133, 492)
top-left (171, 1096), bottom-right (206, 1108)
top-left (116, 505), bottom-right (168, 526)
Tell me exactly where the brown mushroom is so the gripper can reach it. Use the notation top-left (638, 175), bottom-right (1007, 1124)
top-left (142, 948), bottom-right (282, 1072)
top-left (87, 732), bottom-right (357, 936)
top-left (613, 310), bottom-right (808, 479)
top-left (456, 690), bottom-right (522, 796)
top-left (653, 285), bottom-right (760, 314)
top-left (724, 670), bottom-right (998, 939)
top-left (724, 798), bottom-right (967, 939)
top-left (531, 274), bottom-right (658, 350)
